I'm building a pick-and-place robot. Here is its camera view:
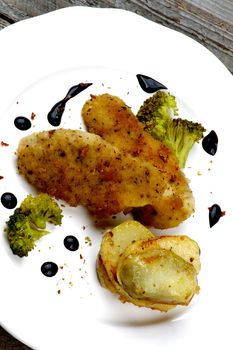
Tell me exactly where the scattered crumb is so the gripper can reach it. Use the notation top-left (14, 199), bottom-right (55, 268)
top-left (197, 171), bottom-right (202, 176)
top-left (1, 141), bottom-right (9, 146)
top-left (0, 176), bottom-right (3, 180)
top-left (57, 289), bottom-right (61, 294)
top-left (31, 112), bottom-right (36, 120)
top-left (79, 254), bottom-right (86, 264)
top-left (82, 225), bottom-right (86, 230)
top-left (85, 236), bottom-right (92, 246)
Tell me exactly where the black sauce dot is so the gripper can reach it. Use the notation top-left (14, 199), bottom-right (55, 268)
top-left (14, 116), bottom-right (31, 130)
top-left (64, 235), bottom-right (79, 251)
top-left (41, 262), bottom-right (58, 277)
top-left (1, 192), bottom-right (17, 209)
top-left (202, 130), bottom-right (218, 156)
top-left (136, 74), bottom-right (167, 93)
top-left (209, 204), bottom-right (224, 228)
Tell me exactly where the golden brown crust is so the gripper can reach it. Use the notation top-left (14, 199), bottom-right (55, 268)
top-left (82, 93), bottom-right (179, 174)
top-left (17, 129), bottom-right (184, 222)
top-left (82, 94), bottom-right (194, 228)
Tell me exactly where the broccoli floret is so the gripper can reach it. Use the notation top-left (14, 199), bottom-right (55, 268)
top-left (20, 193), bottom-right (63, 229)
top-left (166, 118), bottom-right (206, 168)
top-left (6, 211), bottom-right (49, 257)
top-left (5, 193), bottom-right (63, 257)
top-left (137, 91), bottom-right (178, 140)
top-left (137, 91), bottom-right (206, 168)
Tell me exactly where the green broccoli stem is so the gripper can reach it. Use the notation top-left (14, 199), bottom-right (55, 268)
top-left (171, 137), bottom-right (195, 169)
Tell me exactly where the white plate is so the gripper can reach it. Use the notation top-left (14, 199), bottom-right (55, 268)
top-left (0, 7), bottom-right (233, 350)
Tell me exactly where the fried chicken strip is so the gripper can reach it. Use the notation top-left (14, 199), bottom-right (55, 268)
top-left (82, 94), bottom-right (194, 228)
top-left (17, 129), bottom-right (183, 220)
top-left (82, 93), bottom-right (179, 173)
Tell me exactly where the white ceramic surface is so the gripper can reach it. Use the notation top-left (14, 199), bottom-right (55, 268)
top-left (0, 7), bottom-right (232, 350)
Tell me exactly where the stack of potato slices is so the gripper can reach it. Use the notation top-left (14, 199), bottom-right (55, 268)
top-left (97, 220), bottom-right (200, 311)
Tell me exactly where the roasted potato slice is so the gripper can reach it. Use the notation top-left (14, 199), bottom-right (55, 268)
top-left (117, 247), bottom-right (199, 305)
top-left (98, 220), bottom-right (175, 311)
top-left (98, 221), bottom-right (178, 311)
top-left (152, 235), bottom-right (201, 273)
top-left (97, 252), bottom-right (174, 311)
top-left (97, 220), bottom-right (200, 310)
top-left (96, 254), bottom-right (117, 293)
top-left (98, 220), bottom-right (154, 286)
top-left (119, 235), bottom-right (201, 274)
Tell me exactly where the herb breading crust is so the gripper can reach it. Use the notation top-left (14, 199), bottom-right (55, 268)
top-left (81, 94), bottom-right (194, 228)
top-left (17, 128), bottom-right (193, 227)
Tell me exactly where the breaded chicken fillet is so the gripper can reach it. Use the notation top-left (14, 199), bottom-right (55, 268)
top-left (17, 129), bottom-right (192, 224)
top-left (81, 94), bottom-right (194, 228)
top-left (82, 94), bottom-right (179, 173)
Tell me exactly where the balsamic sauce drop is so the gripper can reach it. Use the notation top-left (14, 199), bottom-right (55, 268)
top-left (202, 130), bottom-right (218, 155)
top-left (41, 262), bottom-right (58, 277)
top-left (47, 82), bottom-right (92, 126)
top-left (136, 74), bottom-right (167, 93)
top-left (64, 235), bottom-right (79, 251)
top-left (14, 116), bottom-right (32, 130)
top-left (209, 204), bottom-right (225, 228)
top-left (1, 192), bottom-right (17, 209)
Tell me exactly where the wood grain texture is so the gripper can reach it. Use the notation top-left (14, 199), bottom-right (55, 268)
top-left (0, 0), bottom-right (232, 349)
top-left (0, 326), bottom-right (32, 350)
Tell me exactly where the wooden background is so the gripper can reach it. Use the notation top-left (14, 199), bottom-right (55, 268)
top-left (0, 0), bottom-right (232, 349)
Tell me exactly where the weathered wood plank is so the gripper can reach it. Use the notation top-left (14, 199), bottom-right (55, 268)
top-left (0, 17), bottom-right (10, 29)
top-left (0, 326), bottom-right (32, 350)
